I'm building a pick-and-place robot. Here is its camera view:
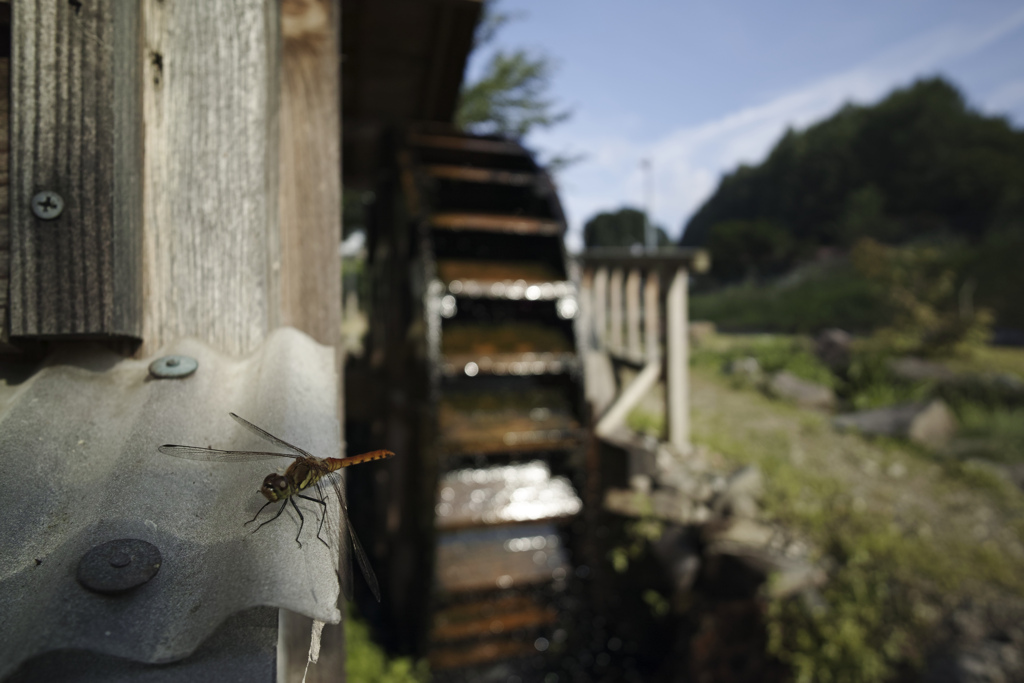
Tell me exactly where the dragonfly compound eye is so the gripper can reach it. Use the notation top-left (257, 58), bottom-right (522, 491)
top-left (260, 474), bottom-right (289, 501)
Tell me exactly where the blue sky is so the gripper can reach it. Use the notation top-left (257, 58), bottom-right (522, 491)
top-left (464, 1), bottom-right (1024, 250)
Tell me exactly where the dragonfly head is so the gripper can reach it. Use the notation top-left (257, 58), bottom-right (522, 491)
top-left (260, 474), bottom-right (291, 501)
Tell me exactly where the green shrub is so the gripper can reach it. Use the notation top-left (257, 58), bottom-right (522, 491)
top-left (347, 610), bottom-right (430, 682)
top-left (851, 238), bottom-right (993, 357)
top-left (691, 263), bottom-right (884, 333)
top-left (766, 514), bottom-right (920, 683)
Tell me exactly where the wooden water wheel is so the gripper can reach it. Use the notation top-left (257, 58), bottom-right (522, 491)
top-left (358, 125), bottom-right (590, 679)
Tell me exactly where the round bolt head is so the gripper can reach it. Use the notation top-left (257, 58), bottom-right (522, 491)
top-left (31, 191), bottom-right (65, 220)
top-left (149, 355), bottom-right (198, 379)
top-left (77, 539), bottom-right (162, 595)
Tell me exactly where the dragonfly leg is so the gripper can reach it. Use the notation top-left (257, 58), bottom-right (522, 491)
top-left (245, 499), bottom-right (276, 526)
top-left (298, 493), bottom-right (330, 548)
top-left (289, 497), bottom-right (306, 548)
top-left (250, 500), bottom-right (289, 537)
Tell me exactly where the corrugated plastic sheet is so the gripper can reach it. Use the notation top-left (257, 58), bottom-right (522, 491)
top-left (0, 328), bottom-right (343, 679)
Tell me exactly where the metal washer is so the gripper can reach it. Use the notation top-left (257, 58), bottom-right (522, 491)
top-left (149, 355), bottom-right (199, 379)
top-left (77, 539), bottom-right (162, 595)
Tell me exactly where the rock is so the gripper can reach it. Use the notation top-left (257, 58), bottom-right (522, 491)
top-left (942, 372), bottom-right (1024, 407)
top-left (963, 459), bottom-right (1024, 493)
top-left (833, 399), bottom-right (958, 447)
top-left (689, 321), bottom-right (716, 347)
top-left (887, 356), bottom-right (956, 382)
top-left (815, 328), bottom-right (852, 372)
top-left (886, 462), bottom-right (908, 479)
top-left (604, 487), bottom-right (707, 525)
top-left (726, 356), bottom-right (762, 384)
top-left (703, 519), bottom-right (826, 599)
top-left (703, 518), bottom-right (776, 550)
top-left (712, 466), bottom-right (763, 519)
top-left (652, 526), bottom-right (702, 600)
top-left (766, 371), bottom-right (836, 410)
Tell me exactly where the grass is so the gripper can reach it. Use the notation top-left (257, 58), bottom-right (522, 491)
top-left (626, 350), bottom-right (1024, 682)
top-left (691, 334), bottom-right (836, 388)
top-left (688, 370), bottom-right (1024, 681)
top-left (954, 404), bottom-right (1024, 465)
top-left (942, 345), bottom-right (1024, 378)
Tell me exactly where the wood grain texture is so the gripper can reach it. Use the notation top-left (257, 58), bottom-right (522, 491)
top-left (0, 55), bottom-right (11, 347)
top-left (278, 0), bottom-right (341, 347)
top-left (277, 7), bottom-right (345, 681)
top-left (9, 1), bottom-right (142, 339)
top-left (140, 0), bottom-right (280, 357)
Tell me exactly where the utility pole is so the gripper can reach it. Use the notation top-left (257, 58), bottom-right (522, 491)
top-left (641, 158), bottom-right (655, 251)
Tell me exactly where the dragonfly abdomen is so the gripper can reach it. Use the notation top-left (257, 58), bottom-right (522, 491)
top-left (325, 450), bottom-right (394, 472)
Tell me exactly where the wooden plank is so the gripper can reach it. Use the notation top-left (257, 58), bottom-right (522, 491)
top-left (0, 52), bottom-right (12, 349)
top-left (276, 5), bottom-right (345, 682)
top-left (10, 1), bottom-right (142, 339)
top-left (140, 0), bottom-right (281, 357)
top-left (430, 212), bottom-right (563, 235)
top-left (278, 0), bottom-right (341, 347)
top-left (426, 164), bottom-right (537, 187)
top-left (666, 266), bottom-right (690, 449)
top-left (592, 267), bottom-right (608, 351)
top-left (644, 270), bottom-right (660, 361)
top-left (580, 247), bottom-right (710, 273)
top-left (408, 133), bottom-right (527, 156)
top-left (608, 268), bottom-right (623, 352)
top-left (626, 268), bottom-right (642, 358)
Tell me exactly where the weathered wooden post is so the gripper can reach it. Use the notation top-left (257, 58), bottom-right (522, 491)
top-left (665, 265), bottom-right (690, 450)
top-left (609, 267), bottom-right (623, 353)
top-left (593, 266), bottom-right (608, 351)
top-left (644, 270), bottom-right (660, 362)
top-left (2, 1), bottom-right (346, 680)
top-left (625, 268), bottom-right (641, 359)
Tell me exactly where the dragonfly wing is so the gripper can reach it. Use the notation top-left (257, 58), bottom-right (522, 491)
top-left (229, 413), bottom-right (315, 458)
top-left (346, 506), bottom-right (382, 603)
top-left (314, 478), bottom-right (354, 602)
top-left (326, 473), bottom-right (381, 603)
top-left (158, 445), bottom-right (298, 462)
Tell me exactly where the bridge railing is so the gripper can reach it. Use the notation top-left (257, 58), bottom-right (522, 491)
top-left (577, 248), bottom-right (710, 451)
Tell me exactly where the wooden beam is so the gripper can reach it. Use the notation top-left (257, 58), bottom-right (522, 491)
top-left (279, 0), bottom-right (341, 348)
top-left (9, 1), bottom-right (142, 340)
top-left (625, 268), bottom-right (641, 358)
top-left (644, 270), bottom-right (660, 362)
top-left (608, 268), bottom-right (623, 353)
top-left (407, 134), bottom-right (526, 156)
top-left (277, 3), bottom-right (344, 682)
top-left (430, 213), bottom-right (563, 235)
top-left (140, 0), bottom-right (281, 357)
top-left (592, 267), bottom-right (608, 352)
top-left (666, 266), bottom-right (689, 450)
top-left (0, 51), bottom-right (12, 350)
top-left (578, 268), bottom-right (593, 352)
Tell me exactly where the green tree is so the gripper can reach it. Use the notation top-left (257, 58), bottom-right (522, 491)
top-left (456, 1), bottom-right (569, 141)
top-left (706, 219), bottom-right (794, 281)
top-left (583, 207), bottom-right (672, 248)
top-left (682, 78), bottom-right (1024, 254)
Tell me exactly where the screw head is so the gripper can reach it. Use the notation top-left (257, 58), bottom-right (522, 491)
top-left (31, 191), bottom-right (64, 220)
top-left (77, 539), bottom-right (162, 595)
top-left (149, 355), bottom-right (199, 379)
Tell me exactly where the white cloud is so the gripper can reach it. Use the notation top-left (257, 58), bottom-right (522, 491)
top-left (538, 5), bottom-right (1024, 249)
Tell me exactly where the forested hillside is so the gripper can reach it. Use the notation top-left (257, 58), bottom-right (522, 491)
top-left (681, 78), bottom-right (1024, 283)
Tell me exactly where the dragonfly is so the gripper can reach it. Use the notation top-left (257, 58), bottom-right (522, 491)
top-left (158, 412), bottom-right (394, 602)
